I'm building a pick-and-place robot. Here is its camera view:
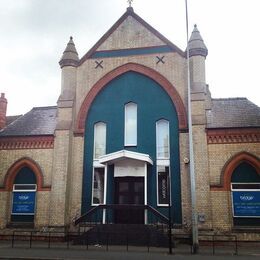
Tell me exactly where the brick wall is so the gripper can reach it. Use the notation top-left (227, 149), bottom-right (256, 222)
top-left (0, 149), bottom-right (53, 228)
top-left (208, 143), bottom-right (260, 231)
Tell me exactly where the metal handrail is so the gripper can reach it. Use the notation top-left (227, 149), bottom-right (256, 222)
top-left (74, 204), bottom-right (169, 225)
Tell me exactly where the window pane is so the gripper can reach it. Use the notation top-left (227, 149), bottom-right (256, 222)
top-left (158, 166), bottom-right (169, 205)
top-left (92, 168), bottom-right (105, 204)
top-left (156, 120), bottom-right (169, 158)
top-left (13, 184), bottom-right (37, 191)
top-left (232, 183), bottom-right (260, 190)
top-left (125, 103), bottom-right (137, 145)
top-left (94, 122), bottom-right (106, 159)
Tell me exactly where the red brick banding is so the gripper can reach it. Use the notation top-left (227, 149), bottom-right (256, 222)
top-left (75, 63), bottom-right (187, 135)
top-left (0, 157), bottom-right (51, 192)
top-left (0, 136), bottom-right (54, 150)
top-left (207, 128), bottom-right (260, 144)
top-left (210, 152), bottom-right (260, 191)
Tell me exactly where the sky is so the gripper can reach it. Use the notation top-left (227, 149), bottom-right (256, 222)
top-left (1, 0), bottom-right (259, 116)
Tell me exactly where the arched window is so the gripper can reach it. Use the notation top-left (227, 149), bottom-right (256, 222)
top-left (156, 119), bottom-right (169, 159)
top-left (231, 162), bottom-right (260, 226)
top-left (156, 119), bottom-right (170, 206)
top-left (92, 122), bottom-right (106, 205)
top-left (11, 167), bottom-right (37, 224)
top-left (124, 102), bottom-right (137, 146)
top-left (94, 122), bottom-right (106, 159)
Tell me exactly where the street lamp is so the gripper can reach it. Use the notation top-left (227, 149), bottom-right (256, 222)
top-left (185, 0), bottom-right (199, 253)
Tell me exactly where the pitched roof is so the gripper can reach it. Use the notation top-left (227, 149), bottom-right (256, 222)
top-left (79, 7), bottom-right (185, 64)
top-left (0, 106), bottom-right (57, 137)
top-left (207, 98), bottom-right (260, 128)
top-left (6, 115), bottom-right (22, 126)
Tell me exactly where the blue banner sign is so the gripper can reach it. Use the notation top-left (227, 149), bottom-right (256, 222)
top-left (12, 192), bottom-right (36, 215)
top-left (232, 191), bottom-right (260, 217)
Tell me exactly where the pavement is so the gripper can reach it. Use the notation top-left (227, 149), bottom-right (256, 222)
top-left (0, 240), bottom-right (260, 259)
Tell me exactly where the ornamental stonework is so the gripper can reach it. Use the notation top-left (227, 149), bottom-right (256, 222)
top-left (0, 136), bottom-right (54, 150)
top-left (207, 128), bottom-right (260, 144)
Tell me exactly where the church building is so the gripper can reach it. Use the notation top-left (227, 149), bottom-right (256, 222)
top-left (0, 6), bottom-right (259, 240)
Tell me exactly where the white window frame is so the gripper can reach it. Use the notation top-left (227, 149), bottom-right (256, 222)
top-left (124, 102), bottom-right (137, 146)
top-left (12, 184), bottom-right (37, 215)
top-left (93, 122), bottom-right (106, 160)
top-left (156, 119), bottom-right (170, 159)
top-left (231, 182), bottom-right (260, 218)
top-left (13, 184), bottom-right (37, 192)
top-left (91, 166), bottom-right (107, 206)
top-left (156, 119), bottom-right (170, 206)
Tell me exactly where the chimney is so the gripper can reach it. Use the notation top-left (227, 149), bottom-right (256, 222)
top-left (0, 93), bottom-right (7, 129)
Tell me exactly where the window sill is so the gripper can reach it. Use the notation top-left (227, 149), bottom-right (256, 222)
top-left (7, 222), bottom-right (34, 229)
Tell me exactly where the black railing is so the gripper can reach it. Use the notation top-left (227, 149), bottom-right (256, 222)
top-left (74, 204), bottom-right (169, 226)
top-left (1, 230), bottom-right (259, 255)
top-left (199, 234), bottom-right (238, 255)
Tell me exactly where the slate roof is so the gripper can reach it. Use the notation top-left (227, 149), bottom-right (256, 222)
top-left (0, 98), bottom-right (259, 137)
top-left (0, 106), bottom-right (57, 137)
top-left (6, 115), bottom-right (22, 126)
top-left (207, 98), bottom-right (260, 128)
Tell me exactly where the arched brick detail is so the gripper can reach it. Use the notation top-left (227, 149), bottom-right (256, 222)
top-left (211, 152), bottom-right (260, 191)
top-left (75, 63), bottom-right (187, 134)
top-left (0, 157), bottom-right (51, 191)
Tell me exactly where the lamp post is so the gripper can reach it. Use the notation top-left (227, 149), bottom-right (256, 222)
top-left (185, 0), bottom-right (199, 253)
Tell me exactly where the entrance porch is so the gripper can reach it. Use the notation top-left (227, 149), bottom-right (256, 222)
top-left (99, 150), bottom-right (153, 224)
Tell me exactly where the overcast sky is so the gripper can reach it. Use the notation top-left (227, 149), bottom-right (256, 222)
top-left (1, 0), bottom-right (259, 116)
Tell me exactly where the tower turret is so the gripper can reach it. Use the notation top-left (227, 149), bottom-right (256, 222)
top-left (188, 25), bottom-right (208, 94)
top-left (59, 36), bottom-right (79, 68)
top-left (50, 37), bottom-right (79, 226)
top-left (58, 37), bottom-right (79, 101)
top-left (188, 24), bottom-right (208, 58)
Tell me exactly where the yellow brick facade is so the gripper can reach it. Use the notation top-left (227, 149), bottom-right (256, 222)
top-left (0, 8), bottom-right (259, 241)
top-left (0, 149), bottom-right (53, 228)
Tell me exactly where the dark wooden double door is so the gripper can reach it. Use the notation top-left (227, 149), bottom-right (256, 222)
top-left (115, 177), bottom-right (144, 224)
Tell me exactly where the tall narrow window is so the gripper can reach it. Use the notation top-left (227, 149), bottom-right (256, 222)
top-left (157, 166), bottom-right (170, 205)
top-left (156, 119), bottom-right (169, 159)
top-left (125, 102), bottom-right (137, 146)
top-left (92, 167), bottom-right (105, 205)
top-left (11, 167), bottom-right (37, 223)
top-left (156, 119), bottom-right (170, 206)
top-left (94, 122), bottom-right (106, 159)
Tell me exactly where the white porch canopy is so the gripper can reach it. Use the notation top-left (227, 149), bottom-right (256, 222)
top-left (99, 150), bottom-right (153, 165)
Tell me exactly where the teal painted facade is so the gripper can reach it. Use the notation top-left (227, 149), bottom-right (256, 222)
top-left (91, 46), bottom-right (172, 58)
top-left (82, 71), bottom-right (182, 224)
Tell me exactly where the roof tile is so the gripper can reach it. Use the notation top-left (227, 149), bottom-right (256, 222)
top-left (0, 106), bottom-right (57, 136)
top-left (207, 98), bottom-right (260, 128)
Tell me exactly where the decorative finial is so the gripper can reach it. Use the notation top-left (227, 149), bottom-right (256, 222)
top-left (127, 0), bottom-right (133, 7)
